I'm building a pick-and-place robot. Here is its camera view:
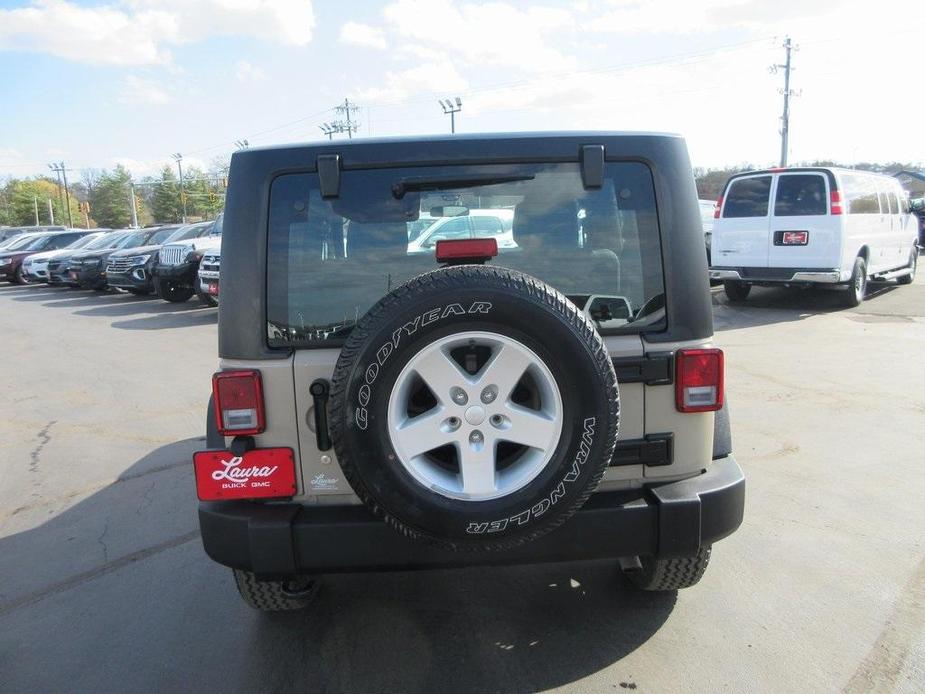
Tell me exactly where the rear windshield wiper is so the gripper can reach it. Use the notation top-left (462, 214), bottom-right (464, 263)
top-left (391, 173), bottom-right (535, 199)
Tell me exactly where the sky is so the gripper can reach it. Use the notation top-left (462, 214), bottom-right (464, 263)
top-left (1, 0), bottom-right (923, 181)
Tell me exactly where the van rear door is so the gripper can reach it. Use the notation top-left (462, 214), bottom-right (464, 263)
top-left (713, 174), bottom-right (773, 268)
top-left (767, 172), bottom-right (839, 269)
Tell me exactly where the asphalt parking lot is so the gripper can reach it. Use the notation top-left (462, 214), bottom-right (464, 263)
top-left (1, 278), bottom-right (923, 693)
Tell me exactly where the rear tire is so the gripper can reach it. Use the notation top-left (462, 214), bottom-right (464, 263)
top-left (842, 256), bottom-right (867, 308)
top-left (157, 279), bottom-right (194, 303)
top-left (12, 267), bottom-right (29, 285)
top-left (897, 250), bottom-right (917, 286)
top-left (723, 280), bottom-right (751, 302)
top-left (624, 545), bottom-right (712, 591)
top-left (232, 569), bottom-right (320, 611)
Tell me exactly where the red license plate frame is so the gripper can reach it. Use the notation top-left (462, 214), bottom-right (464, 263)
top-left (782, 231), bottom-right (808, 245)
top-left (207, 282), bottom-right (219, 296)
top-left (193, 447), bottom-right (296, 501)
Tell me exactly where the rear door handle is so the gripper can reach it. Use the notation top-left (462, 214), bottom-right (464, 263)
top-left (309, 379), bottom-right (332, 451)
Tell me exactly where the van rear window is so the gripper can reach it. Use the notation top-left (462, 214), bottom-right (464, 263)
top-left (723, 176), bottom-right (771, 218)
top-left (266, 162), bottom-right (666, 346)
top-left (774, 175), bottom-right (826, 216)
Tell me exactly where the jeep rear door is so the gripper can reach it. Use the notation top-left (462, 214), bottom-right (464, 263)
top-left (713, 174), bottom-right (773, 268)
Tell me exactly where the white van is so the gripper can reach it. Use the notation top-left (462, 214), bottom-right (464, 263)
top-left (710, 167), bottom-right (918, 306)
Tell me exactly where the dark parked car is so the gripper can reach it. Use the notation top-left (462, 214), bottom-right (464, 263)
top-left (0, 230), bottom-right (92, 284)
top-left (106, 223), bottom-right (210, 295)
top-left (0, 225), bottom-right (65, 245)
top-left (152, 216), bottom-right (221, 302)
top-left (48, 231), bottom-right (124, 286)
top-left (66, 228), bottom-right (167, 290)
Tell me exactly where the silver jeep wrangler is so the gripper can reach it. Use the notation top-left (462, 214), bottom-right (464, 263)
top-left (196, 132), bottom-right (745, 611)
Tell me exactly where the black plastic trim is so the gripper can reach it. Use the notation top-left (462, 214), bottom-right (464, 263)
top-left (198, 455), bottom-right (744, 575)
top-left (612, 352), bottom-right (673, 385)
top-left (580, 144), bottom-right (605, 188)
top-left (317, 154), bottom-right (341, 198)
top-left (611, 433), bottom-right (673, 467)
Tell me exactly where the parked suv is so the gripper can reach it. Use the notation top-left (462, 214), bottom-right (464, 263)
top-left (195, 133), bottom-right (744, 611)
top-left (0, 229), bottom-right (91, 284)
top-left (152, 217), bottom-right (221, 302)
top-left (66, 228), bottom-right (163, 290)
top-left (197, 249), bottom-right (221, 306)
top-left (105, 224), bottom-right (194, 295)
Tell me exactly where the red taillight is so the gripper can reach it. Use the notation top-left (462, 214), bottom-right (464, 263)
top-left (676, 348), bottom-right (724, 413)
top-left (212, 370), bottom-right (266, 436)
top-left (435, 237), bottom-right (498, 263)
top-left (830, 190), bottom-right (843, 215)
top-left (713, 197), bottom-right (723, 219)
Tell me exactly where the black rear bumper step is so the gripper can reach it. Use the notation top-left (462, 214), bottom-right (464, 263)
top-left (198, 455), bottom-right (744, 577)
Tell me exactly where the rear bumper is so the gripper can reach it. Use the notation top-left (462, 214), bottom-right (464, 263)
top-left (710, 267), bottom-right (845, 283)
top-left (198, 455), bottom-right (745, 577)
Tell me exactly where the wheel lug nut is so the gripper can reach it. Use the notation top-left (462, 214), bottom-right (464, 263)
top-left (451, 387), bottom-right (468, 405)
top-left (480, 385), bottom-right (498, 404)
top-left (469, 430), bottom-right (483, 444)
top-left (445, 417), bottom-right (461, 431)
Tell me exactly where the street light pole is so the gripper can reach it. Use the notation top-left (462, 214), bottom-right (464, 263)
top-left (33, 196), bottom-right (39, 226)
top-left (47, 198), bottom-right (54, 225)
top-left (172, 153), bottom-right (186, 223)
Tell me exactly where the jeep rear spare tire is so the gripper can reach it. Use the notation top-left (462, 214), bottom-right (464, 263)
top-left (329, 265), bottom-right (620, 550)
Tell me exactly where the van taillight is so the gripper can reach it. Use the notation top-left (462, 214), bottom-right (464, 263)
top-left (713, 197), bottom-right (723, 219)
top-left (212, 370), bottom-right (266, 436)
top-left (676, 349), bottom-right (724, 413)
top-left (830, 190), bottom-right (843, 215)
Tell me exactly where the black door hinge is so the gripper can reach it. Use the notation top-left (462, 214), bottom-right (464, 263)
top-left (612, 352), bottom-right (673, 385)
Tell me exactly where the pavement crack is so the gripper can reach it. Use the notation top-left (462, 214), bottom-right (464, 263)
top-left (97, 519), bottom-right (110, 562)
top-left (28, 420), bottom-right (57, 475)
top-left (0, 530), bottom-right (200, 617)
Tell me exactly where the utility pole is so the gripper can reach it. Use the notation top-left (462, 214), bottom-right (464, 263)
top-left (129, 182), bottom-right (139, 228)
top-left (33, 196), bottom-right (39, 226)
top-left (771, 37), bottom-right (799, 167)
top-left (47, 198), bottom-right (54, 224)
top-left (48, 162), bottom-right (72, 225)
top-left (48, 163), bottom-right (63, 206)
top-left (439, 97), bottom-right (463, 134)
top-left (319, 123), bottom-right (337, 140)
top-left (234, 139), bottom-right (249, 150)
top-left (333, 99), bottom-right (360, 139)
top-left (172, 153), bottom-right (186, 223)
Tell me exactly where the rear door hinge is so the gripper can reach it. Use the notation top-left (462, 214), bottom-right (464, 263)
top-left (612, 352), bottom-right (673, 385)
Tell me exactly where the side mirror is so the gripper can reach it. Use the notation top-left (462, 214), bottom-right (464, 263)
top-left (910, 198), bottom-right (925, 213)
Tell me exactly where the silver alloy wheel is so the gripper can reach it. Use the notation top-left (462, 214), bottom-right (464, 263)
top-left (387, 331), bottom-right (563, 502)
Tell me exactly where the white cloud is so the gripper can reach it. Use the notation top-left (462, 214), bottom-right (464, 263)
top-left (235, 60), bottom-right (267, 82)
top-left (381, 0), bottom-right (577, 73)
top-left (119, 75), bottom-right (171, 105)
top-left (356, 59), bottom-right (468, 104)
top-left (339, 21), bottom-right (387, 49)
top-left (0, 0), bottom-right (315, 66)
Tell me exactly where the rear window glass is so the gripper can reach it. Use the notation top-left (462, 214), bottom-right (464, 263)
top-left (774, 175), bottom-right (827, 216)
top-left (266, 162), bottom-right (665, 346)
top-left (723, 176), bottom-right (771, 218)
